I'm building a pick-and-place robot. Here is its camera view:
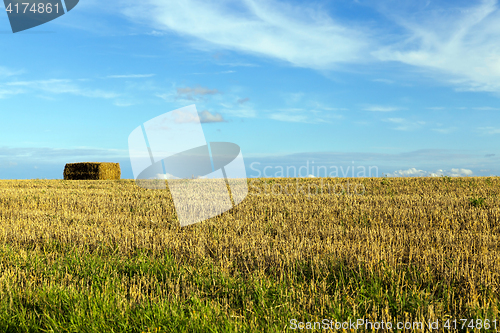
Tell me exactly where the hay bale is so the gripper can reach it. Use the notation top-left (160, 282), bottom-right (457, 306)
top-left (63, 162), bottom-right (121, 180)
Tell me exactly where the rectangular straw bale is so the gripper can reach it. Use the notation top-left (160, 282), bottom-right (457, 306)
top-left (63, 162), bottom-right (121, 180)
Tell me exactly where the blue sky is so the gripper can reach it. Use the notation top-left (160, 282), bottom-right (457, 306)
top-left (0, 0), bottom-right (499, 179)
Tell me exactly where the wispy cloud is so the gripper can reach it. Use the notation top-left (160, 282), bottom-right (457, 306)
top-left (216, 62), bottom-right (259, 67)
top-left (472, 106), bottom-right (500, 110)
top-left (130, 54), bottom-right (162, 59)
top-left (6, 79), bottom-right (118, 99)
top-left (282, 92), bottom-right (305, 105)
top-left (223, 107), bottom-right (256, 118)
top-left (155, 85), bottom-right (256, 118)
top-left (363, 105), bottom-right (404, 112)
top-left (237, 97), bottom-right (250, 104)
top-left (155, 93), bottom-right (172, 101)
top-left (0, 66), bottom-right (24, 77)
top-left (387, 167), bottom-right (474, 177)
top-left (106, 74), bottom-right (156, 78)
top-left (0, 146), bottom-right (129, 161)
top-left (477, 126), bottom-right (500, 135)
top-left (146, 30), bottom-right (166, 36)
top-left (372, 78), bottom-right (394, 84)
top-left (120, 0), bottom-right (372, 70)
top-left (373, 0), bottom-right (500, 93)
top-left (432, 127), bottom-right (458, 134)
top-left (114, 101), bottom-right (135, 107)
top-left (189, 70), bottom-right (235, 75)
top-left (312, 102), bottom-right (348, 111)
top-left (266, 107), bottom-right (336, 123)
top-left (384, 117), bottom-right (425, 131)
top-left (385, 118), bottom-right (404, 123)
top-left (77, 0), bottom-right (500, 96)
top-left (176, 86), bottom-right (220, 101)
top-left (0, 88), bottom-right (24, 99)
top-left (269, 113), bottom-right (309, 123)
top-left (199, 110), bottom-right (225, 123)
top-left (169, 109), bottom-right (225, 123)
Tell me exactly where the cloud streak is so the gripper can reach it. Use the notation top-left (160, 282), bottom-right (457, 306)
top-left (5, 79), bottom-right (118, 99)
top-left (106, 74), bottom-right (156, 78)
top-left (199, 110), bottom-right (225, 123)
top-left (372, 0), bottom-right (500, 93)
top-left (387, 167), bottom-right (474, 177)
top-left (383, 117), bottom-right (425, 131)
top-left (0, 66), bottom-right (24, 77)
top-left (170, 109), bottom-right (226, 123)
top-left (120, 0), bottom-right (372, 70)
top-left (176, 86), bottom-right (220, 101)
top-left (115, 0), bottom-right (500, 94)
top-left (363, 105), bottom-right (404, 112)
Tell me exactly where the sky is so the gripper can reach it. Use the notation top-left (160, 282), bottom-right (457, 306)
top-left (0, 0), bottom-right (499, 180)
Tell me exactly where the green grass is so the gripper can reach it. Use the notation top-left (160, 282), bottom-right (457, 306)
top-left (0, 243), bottom-right (496, 332)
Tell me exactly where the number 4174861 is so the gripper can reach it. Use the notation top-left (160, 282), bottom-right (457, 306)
top-left (6, 3), bottom-right (59, 14)
top-left (444, 319), bottom-right (497, 330)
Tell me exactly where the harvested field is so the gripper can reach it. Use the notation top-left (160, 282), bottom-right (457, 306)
top-left (0, 177), bottom-right (498, 332)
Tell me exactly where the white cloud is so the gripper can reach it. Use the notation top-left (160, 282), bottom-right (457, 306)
top-left (176, 86), bottom-right (220, 101)
top-left (106, 74), bottom-right (156, 78)
top-left (387, 167), bottom-right (428, 177)
top-left (114, 101), bottom-right (134, 107)
top-left (199, 110), bottom-right (225, 123)
top-left (177, 86), bottom-right (219, 96)
top-left (155, 173), bottom-right (208, 179)
top-left (373, 0), bottom-right (500, 93)
top-left (387, 167), bottom-right (474, 177)
top-left (156, 85), bottom-right (256, 118)
top-left (269, 113), bottom-right (309, 123)
top-left (385, 118), bottom-right (405, 123)
top-left (277, 108), bottom-right (304, 112)
top-left (221, 106), bottom-right (256, 118)
top-left (372, 78), bottom-right (394, 84)
top-left (472, 106), bottom-right (500, 110)
top-left (155, 92), bottom-right (173, 101)
top-left (363, 105), bottom-right (403, 112)
top-left (6, 79), bottom-right (118, 99)
top-left (446, 168), bottom-right (474, 177)
top-left (155, 173), bottom-right (179, 179)
top-left (267, 107), bottom-right (327, 123)
top-left (316, 106), bottom-right (348, 112)
top-left (120, 0), bottom-right (372, 70)
top-left (189, 70), bottom-right (236, 75)
top-left (432, 127), bottom-right (458, 134)
top-left (0, 66), bottom-right (24, 77)
top-left (147, 30), bottom-right (166, 36)
top-left (63, 0), bottom-right (500, 96)
top-left (264, 105), bottom-right (343, 123)
top-left (168, 109), bottom-right (225, 123)
top-left (282, 92), bottom-right (305, 105)
top-left (478, 126), bottom-right (500, 135)
top-left (0, 88), bottom-right (24, 99)
top-left (383, 117), bottom-right (425, 131)
top-left (237, 97), bottom-right (250, 104)
top-left (170, 110), bottom-right (200, 124)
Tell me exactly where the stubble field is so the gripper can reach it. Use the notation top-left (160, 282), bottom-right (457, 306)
top-left (0, 177), bottom-right (498, 332)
